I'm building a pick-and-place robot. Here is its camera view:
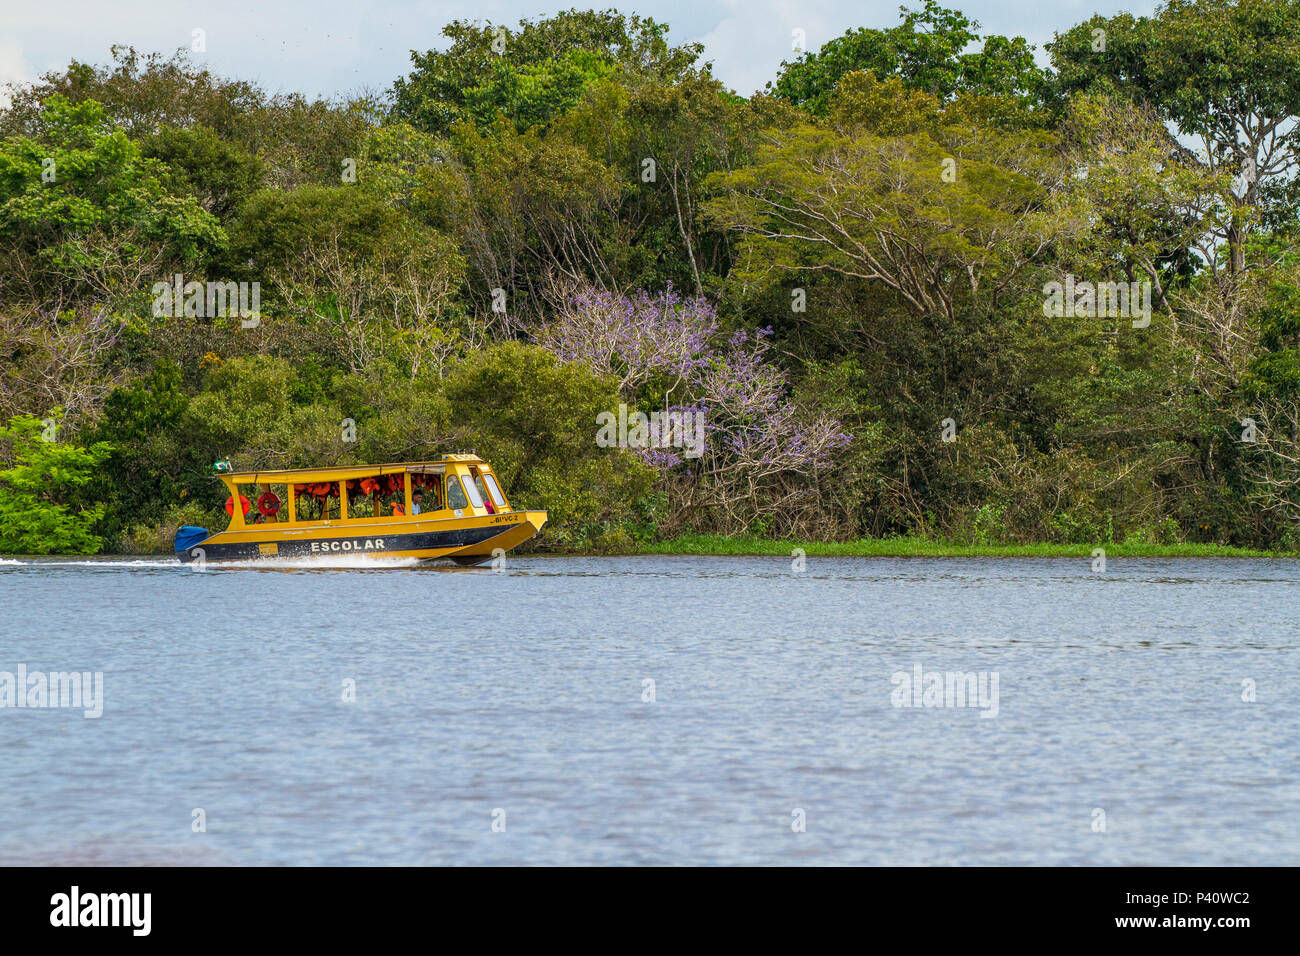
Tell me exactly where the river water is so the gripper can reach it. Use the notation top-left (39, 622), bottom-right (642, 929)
top-left (0, 554), bottom-right (1295, 865)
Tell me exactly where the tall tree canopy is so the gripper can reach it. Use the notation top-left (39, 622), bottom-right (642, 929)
top-left (771, 2), bottom-right (1050, 117)
top-left (392, 9), bottom-right (706, 134)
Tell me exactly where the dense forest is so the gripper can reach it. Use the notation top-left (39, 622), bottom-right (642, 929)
top-left (3, 0), bottom-right (1300, 554)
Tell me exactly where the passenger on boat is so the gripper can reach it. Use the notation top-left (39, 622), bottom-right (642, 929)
top-left (411, 490), bottom-right (423, 515)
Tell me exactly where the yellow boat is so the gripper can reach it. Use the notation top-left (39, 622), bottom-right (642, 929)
top-left (173, 455), bottom-right (546, 565)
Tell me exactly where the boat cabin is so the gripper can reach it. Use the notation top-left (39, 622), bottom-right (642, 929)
top-left (218, 455), bottom-right (512, 530)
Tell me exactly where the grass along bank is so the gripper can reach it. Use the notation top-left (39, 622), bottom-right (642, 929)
top-left (639, 534), bottom-right (1294, 558)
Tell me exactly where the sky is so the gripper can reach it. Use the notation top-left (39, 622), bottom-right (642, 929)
top-left (0, 1), bottom-right (1159, 103)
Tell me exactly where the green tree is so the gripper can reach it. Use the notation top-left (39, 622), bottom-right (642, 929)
top-left (82, 362), bottom-right (198, 545)
top-left (0, 95), bottom-right (225, 301)
top-left (1049, 0), bottom-right (1300, 273)
top-left (706, 78), bottom-right (1064, 321)
top-left (418, 117), bottom-right (623, 316)
top-left (141, 124), bottom-right (264, 221)
top-left (0, 413), bottom-right (112, 554)
top-left (586, 73), bottom-right (750, 294)
top-left (0, 46), bottom-right (262, 139)
top-left (443, 341), bottom-right (655, 544)
top-left (771, 2), bottom-right (1049, 117)
top-left (229, 185), bottom-right (465, 373)
top-left (0, 46), bottom-right (373, 191)
top-left (392, 10), bottom-right (704, 134)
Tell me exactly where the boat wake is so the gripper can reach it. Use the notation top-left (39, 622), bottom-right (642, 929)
top-left (0, 554), bottom-right (424, 570)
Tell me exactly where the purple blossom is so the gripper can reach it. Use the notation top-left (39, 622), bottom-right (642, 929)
top-left (534, 283), bottom-right (850, 477)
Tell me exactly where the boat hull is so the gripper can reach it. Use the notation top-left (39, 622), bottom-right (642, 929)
top-left (176, 510), bottom-right (547, 563)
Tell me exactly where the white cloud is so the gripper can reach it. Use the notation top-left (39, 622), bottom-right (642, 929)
top-left (0, 36), bottom-right (33, 108)
top-left (691, 1), bottom-right (899, 96)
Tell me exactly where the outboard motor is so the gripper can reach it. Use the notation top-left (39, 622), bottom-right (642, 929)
top-left (174, 526), bottom-right (209, 556)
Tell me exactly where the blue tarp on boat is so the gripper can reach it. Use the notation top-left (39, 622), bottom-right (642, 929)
top-left (174, 526), bottom-right (210, 552)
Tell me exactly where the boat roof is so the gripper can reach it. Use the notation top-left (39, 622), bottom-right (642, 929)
top-left (221, 455), bottom-right (483, 483)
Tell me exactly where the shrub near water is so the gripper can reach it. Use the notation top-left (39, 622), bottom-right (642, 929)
top-left (120, 501), bottom-right (215, 555)
top-left (0, 414), bottom-right (112, 555)
top-left (443, 342), bottom-right (656, 548)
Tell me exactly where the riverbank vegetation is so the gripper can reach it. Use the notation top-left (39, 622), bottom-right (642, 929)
top-left (4, 1), bottom-right (1300, 555)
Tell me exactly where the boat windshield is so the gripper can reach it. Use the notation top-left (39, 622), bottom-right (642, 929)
top-left (446, 476), bottom-right (469, 510)
top-left (481, 473), bottom-right (507, 509)
top-left (462, 474), bottom-right (486, 508)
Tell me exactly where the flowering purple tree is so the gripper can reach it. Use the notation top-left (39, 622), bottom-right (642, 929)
top-left (533, 284), bottom-right (716, 395)
top-left (533, 283), bottom-right (849, 532)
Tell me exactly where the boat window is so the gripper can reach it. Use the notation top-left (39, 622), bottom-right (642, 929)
top-left (344, 477), bottom-right (378, 519)
top-left (343, 474), bottom-right (403, 517)
top-left (446, 475), bottom-right (470, 511)
top-left (409, 473), bottom-right (442, 513)
top-left (380, 474), bottom-right (407, 516)
top-left (481, 473), bottom-right (507, 509)
top-left (462, 473), bottom-right (486, 508)
top-left (294, 481), bottom-right (341, 522)
top-left (248, 483), bottom-right (289, 524)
